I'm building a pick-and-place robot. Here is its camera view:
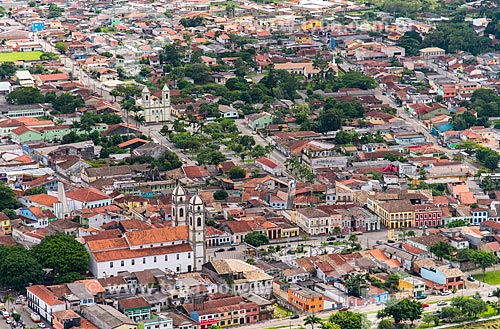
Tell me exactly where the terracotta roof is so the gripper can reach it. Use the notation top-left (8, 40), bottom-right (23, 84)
top-left (117, 138), bottom-right (149, 148)
top-left (92, 243), bottom-right (192, 262)
top-left (225, 221), bottom-right (253, 234)
top-left (125, 226), bottom-right (188, 246)
top-left (255, 157), bottom-right (279, 169)
top-left (27, 285), bottom-right (65, 306)
top-left (66, 187), bottom-right (110, 203)
top-left (86, 238), bottom-right (129, 252)
top-left (119, 297), bottom-right (150, 310)
top-left (26, 194), bottom-right (59, 207)
top-left (182, 166), bottom-right (210, 179)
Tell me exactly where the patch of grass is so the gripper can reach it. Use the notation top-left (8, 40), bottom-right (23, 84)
top-left (479, 270), bottom-right (500, 285)
top-left (0, 51), bottom-right (42, 62)
top-left (273, 303), bottom-right (290, 318)
top-left (480, 305), bottom-right (497, 318)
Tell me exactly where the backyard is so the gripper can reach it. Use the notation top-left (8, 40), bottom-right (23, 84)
top-left (0, 51), bottom-right (43, 62)
top-left (478, 270), bottom-right (500, 285)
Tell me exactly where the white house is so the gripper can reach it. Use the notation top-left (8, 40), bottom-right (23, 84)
top-left (86, 226), bottom-right (195, 278)
top-left (65, 187), bottom-right (113, 210)
top-left (219, 105), bottom-right (239, 119)
top-left (255, 157), bottom-right (283, 176)
top-left (26, 285), bottom-right (66, 324)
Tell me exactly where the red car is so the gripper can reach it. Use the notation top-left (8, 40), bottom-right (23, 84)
top-left (339, 307), bottom-right (349, 311)
top-left (422, 304), bottom-right (430, 308)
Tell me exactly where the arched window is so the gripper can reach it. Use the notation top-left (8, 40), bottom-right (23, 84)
top-left (179, 208), bottom-right (184, 217)
top-left (197, 206), bottom-right (201, 211)
top-left (197, 217), bottom-right (202, 227)
top-left (180, 197), bottom-right (183, 203)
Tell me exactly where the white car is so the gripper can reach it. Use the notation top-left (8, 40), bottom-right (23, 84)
top-left (440, 290), bottom-right (451, 296)
top-left (37, 323), bottom-right (46, 328)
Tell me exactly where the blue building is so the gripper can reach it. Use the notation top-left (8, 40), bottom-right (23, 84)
top-left (31, 21), bottom-right (45, 32)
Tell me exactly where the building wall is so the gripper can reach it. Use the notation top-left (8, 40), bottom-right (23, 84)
top-left (287, 289), bottom-right (324, 313)
top-left (90, 250), bottom-right (194, 278)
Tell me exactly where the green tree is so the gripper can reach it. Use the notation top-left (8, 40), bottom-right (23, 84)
top-left (448, 219), bottom-right (468, 228)
top-left (304, 314), bottom-right (322, 329)
top-left (377, 298), bottom-right (423, 325)
top-left (429, 241), bottom-right (456, 260)
top-left (26, 185), bottom-right (47, 195)
top-left (344, 273), bottom-right (366, 297)
top-left (244, 231), bottom-right (269, 247)
top-left (213, 190), bottom-right (228, 201)
top-left (0, 62), bottom-right (17, 78)
top-left (316, 107), bottom-right (343, 133)
top-left (6, 87), bottom-right (44, 105)
top-left (32, 234), bottom-right (90, 280)
top-left (470, 250), bottom-right (497, 282)
top-left (0, 246), bottom-right (44, 291)
top-left (440, 306), bottom-right (462, 322)
top-left (0, 183), bottom-right (20, 212)
top-left (377, 319), bottom-right (395, 329)
top-left (328, 311), bottom-right (370, 329)
top-left (48, 3), bottom-right (63, 18)
top-left (54, 271), bottom-right (86, 284)
top-left (54, 41), bottom-right (67, 53)
top-left (229, 166), bottom-right (246, 179)
top-left (485, 154), bottom-right (500, 170)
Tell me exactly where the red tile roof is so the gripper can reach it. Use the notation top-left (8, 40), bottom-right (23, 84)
top-left (255, 157), bottom-right (279, 169)
top-left (27, 285), bottom-right (65, 306)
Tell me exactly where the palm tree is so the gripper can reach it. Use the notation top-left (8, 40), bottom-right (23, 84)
top-left (3, 293), bottom-right (14, 311)
top-left (133, 113), bottom-right (146, 129)
top-left (304, 314), bottom-right (322, 329)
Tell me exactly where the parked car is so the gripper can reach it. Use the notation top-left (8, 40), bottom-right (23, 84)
top-left (37, 323), bottom-right (46, 328)
top-left (488, 292), bottom-right (494, 297)
top-left (228, 247), bottom-right (236, 251)
top-left (339, 307), bottom-right (349, 311)
top-left (467, 276), bottom-right (476, 282)
top-left (2, 311), bottom-right (9, 319)
top-left (416, 295), bottom-right (427, 300)
top-left (376, 240), bottom-right (383, 244)
top-left (422, 303), bottom-right (430, 308)
top-left (327, 237), bottom-right (336, 241)
top-left (215, 248), bottom-right (225, 253)
top-left (440, 290), bottom-right (451, 296)
top-left (290, 314), bottom-right (299, 319)
top-left (473, 294), bottom-right (482, 299)
top-left (6, 318), bottom-right (12, 324)
top-left (437, 301), bottom-right (447, 306)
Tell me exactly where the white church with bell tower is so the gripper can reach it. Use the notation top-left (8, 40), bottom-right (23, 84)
top-left (172, 185), bottom-right (206, 271)
top-left (140, 84), bottom-right (171, 124)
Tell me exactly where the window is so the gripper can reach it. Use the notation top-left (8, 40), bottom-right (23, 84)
top-left (143, 258), bottom-right (146, 264)
top-left (121, 260), bottom-right (124, 267)
top-left (176, 254), bottom-right (180, 260)
top-left (131, 259), bottom-right (135, 265)
top-left (188, 253), bottom-right (191, 259)
top-left (179, 208), bottom-right (184, 217)
top-left (110, 262), bottom-right (113, 268)
top-left (164, 255), bottom-right (168, 261)
top-left (154, 256), bottom-right (157, 263)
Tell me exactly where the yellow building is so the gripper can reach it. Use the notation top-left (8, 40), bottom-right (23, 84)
top-left (398, 277), bottom-right (426, 298)
top-left (1, 219), bottom-right (11, 235)
top-left (367, 198), bottom-right (414, 229)
top-left (301, 19), bottom-right (321, 31)
top-left (280, 224), bottom-right (300, 239)
top-left (119, 195), bottom-right (150, 215)
top-left (295, 34), bottom-right (312, 43)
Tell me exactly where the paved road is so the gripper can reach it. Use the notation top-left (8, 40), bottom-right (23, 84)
top-left (240, 282), bottom-right (496, 329)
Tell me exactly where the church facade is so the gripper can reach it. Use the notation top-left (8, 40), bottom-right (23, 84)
top-left (86, 185), bottom-right (206, 278)
top-left (140, 84), bottom-right (171, 124)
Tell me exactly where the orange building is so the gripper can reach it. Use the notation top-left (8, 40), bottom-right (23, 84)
top-left (288, 285), bottom-right (324, 313)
